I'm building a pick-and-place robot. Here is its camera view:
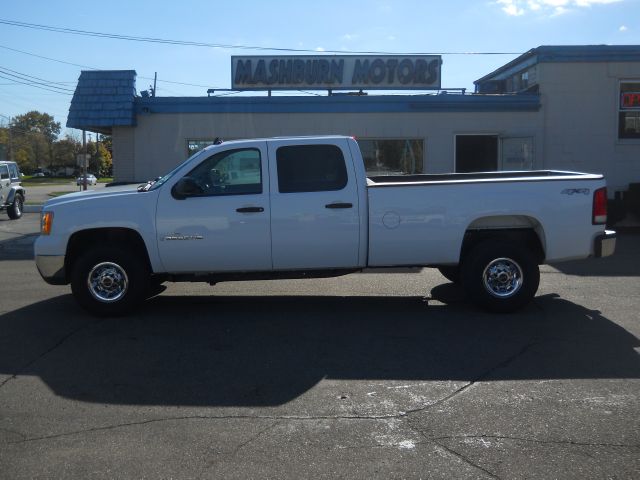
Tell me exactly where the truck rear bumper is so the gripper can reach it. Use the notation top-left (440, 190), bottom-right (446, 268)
top-left (594, 230), bottom-right (616, 258)
top-left (35, 255), bottom-right (67, 285)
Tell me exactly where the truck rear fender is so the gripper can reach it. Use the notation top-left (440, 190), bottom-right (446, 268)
top-left (460, 215), bottom-right (546, 264)
top-left (65, 228), bottom-right (152, 282)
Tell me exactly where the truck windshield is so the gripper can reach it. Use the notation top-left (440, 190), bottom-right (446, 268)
top-left (147, 150), bottom-right (205, 192)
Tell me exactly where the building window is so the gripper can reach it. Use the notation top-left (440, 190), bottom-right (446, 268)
top-left (187, 139), bottom-right (218, 157)
top-left (619, 82), bottom-right (640, 139)
top-left (358, 139), bottom-right (424, 176)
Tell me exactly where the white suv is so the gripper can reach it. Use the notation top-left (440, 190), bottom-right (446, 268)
top-left (0, 161), bottom-right (26, 220)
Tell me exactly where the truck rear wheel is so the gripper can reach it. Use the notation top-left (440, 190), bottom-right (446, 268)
top-left (71, 246), bottom-right (149, 316)
top-left (461, 241), bottom-right (539, 313)
top-left (7, 194), bottom-right (23, 219)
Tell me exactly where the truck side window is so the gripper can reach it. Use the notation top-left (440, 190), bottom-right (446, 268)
top-left (276, 144), bottom-right (348, 193)
top-left (185, 148), bottom-right (262, 196)
top-left (0, 165), bottom-right (9, 180)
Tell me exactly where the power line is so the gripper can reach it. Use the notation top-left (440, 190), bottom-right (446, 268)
top-left (0, 44), bottom-right (226, 91)
top-left (0, 18), bottom-right (524, 56)
top-left (0, 66), bottom-right (75, 92)
top-left (0, 73), bottom-right (73, 95)
top-left (0, 44), bottom-right (94, 69)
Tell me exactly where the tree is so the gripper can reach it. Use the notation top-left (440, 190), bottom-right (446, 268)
top-left (98, 145), bottom-right (113, 177)
top-left (87, 141), bottom-right (112, 177)
top-left (11, 111), bottom-right (61, 144)
top-left (0, 127), bottom-right (8, 161)
top-left (52, 136), bottom-right (81, 169)
top-left (98, 134), bottom-right (112, 155)
top-left (9, 111), bottom-right (61, 171)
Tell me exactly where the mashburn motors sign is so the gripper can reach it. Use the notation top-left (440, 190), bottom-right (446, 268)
top-left (231, 55), bottom-right (442, 91)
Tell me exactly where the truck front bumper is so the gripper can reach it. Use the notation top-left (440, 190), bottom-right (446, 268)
top-left (594, 230), bottom-right (616, 258)
top-left (35, 255), bottom-right (67, 285)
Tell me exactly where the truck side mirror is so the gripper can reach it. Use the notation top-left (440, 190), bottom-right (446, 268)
top-left (171, 177), bottom-right (203, 200)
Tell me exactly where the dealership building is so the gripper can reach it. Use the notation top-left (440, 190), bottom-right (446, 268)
top-left (67, 45), bottom-right (640, 198)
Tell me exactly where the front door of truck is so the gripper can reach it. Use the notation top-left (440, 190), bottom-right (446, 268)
top-left (267, 139), bottom-right (361, 270)
top-left (156, 142), bottom-right (272, 273)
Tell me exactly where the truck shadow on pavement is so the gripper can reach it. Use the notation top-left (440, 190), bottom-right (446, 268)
top-left (549, 233), bottom-right (640, 277)
top-left (0, 293), bottom-right (638, 407)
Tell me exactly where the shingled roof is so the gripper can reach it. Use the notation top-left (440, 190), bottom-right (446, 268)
top-left (66, 70), bottom-right (137, 134)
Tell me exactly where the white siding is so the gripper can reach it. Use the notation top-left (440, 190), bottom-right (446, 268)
top-left (112, 126), bottom-right (136, 182)
top-left (129, 110), bottom-right (541, 182)
top-left (539, 62), bottom-right (640, 193)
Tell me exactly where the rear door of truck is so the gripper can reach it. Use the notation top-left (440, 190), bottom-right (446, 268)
top-left (267, 138), bottom-right (362, 270)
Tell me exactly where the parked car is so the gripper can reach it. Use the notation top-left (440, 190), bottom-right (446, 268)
top-left (35, 136), bottom-right (616, 315)
top-left (76, 174), bottom-right (97, 186)
top-left (0, 161), bottom-right (26, 220)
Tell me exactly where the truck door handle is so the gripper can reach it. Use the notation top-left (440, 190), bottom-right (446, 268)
top-left (325, 202), bottom-right (353, 209)
top-left (236, 206), bottom-right (264, 213)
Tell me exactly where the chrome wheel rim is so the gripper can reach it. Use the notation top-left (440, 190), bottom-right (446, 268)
top-left (87, 262), bottom-right (128, 303)
top-left (482, 257), bottom-right (523, 298)
top-left (15, 199), bottom-right (21, 215)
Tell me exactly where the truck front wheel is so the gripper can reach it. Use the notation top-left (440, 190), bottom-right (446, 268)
top-left (461, 241), bottom-right (539, 313)
top-left (71, 246), bottom-right (149, 316)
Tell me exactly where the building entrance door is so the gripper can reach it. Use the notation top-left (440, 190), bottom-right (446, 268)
top-left (455, 135), bottom-right (498, 173)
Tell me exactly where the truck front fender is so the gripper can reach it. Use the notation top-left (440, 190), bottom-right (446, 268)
top-left (6, 186), bottom-right (26, 204)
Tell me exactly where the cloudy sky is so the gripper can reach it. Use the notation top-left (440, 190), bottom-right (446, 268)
top-left (0, 0), bottom-right (636, 133)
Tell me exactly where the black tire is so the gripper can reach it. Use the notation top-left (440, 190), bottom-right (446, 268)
top-left (71, 246), bottom-right (149, 316)
top-left (461, 241), bottom-right (540, 313)
top-left (437, 265), bottom-right (460, 283)
top-left (146, 276), bottom-right (167, 299)
top-left (7, 194), bottom-right (23, 220)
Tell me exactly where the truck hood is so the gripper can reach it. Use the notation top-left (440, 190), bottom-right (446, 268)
top-left (43, 184), bottom-right (146, 209)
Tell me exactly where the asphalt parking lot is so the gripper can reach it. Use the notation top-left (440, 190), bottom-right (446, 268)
top-left (1, 213), bottom-right (639, 479)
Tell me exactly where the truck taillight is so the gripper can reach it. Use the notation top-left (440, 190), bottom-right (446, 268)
top-left (592, 187), bottom-right (607, 225)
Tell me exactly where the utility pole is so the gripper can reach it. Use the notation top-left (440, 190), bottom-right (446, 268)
top-left (96, 133), bottom-right (100, 179)
top-left (82, 130), bottom-right (87, 191)
top-left (153, 72), bottom-right (157, 97)
top-left (7, 116), bottom-right (13, 162)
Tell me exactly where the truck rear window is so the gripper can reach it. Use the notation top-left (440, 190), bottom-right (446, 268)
top-left (276, 145), bottom-right (347, 193)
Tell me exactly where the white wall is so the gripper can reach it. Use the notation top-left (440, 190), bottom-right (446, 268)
top-left (120, 109), bottom-right (541, 182)
top-left (539, 62), bottom-right (640, 193)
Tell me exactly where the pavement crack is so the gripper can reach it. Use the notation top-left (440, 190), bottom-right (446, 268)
top-left (0, 321), bottom-right (99, 391)
top-left (8, 414), bottom-right (413, 444)
top-left (232, 421), bottom-right (279, 454)
top-left (407, 341), bottom-right (538, 414)
top-left (434, 434), bottom-right (640, 450)
top-left (431, 439), bottom-right (502, 479)
top-left (0, 427), bottom-right (27, 441)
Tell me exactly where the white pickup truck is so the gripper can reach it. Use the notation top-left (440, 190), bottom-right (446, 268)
top-left (35, 136), bottom-right (616, 315)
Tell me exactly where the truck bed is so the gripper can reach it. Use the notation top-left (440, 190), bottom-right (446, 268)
top-left (365, 170), bottom-right (607, 267)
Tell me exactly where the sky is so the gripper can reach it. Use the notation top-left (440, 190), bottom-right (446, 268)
top-left (0, 0), bottom-right (637, 136)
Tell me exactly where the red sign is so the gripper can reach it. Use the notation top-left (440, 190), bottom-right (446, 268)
top-left (621, 92), bottom-right (640, 109)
